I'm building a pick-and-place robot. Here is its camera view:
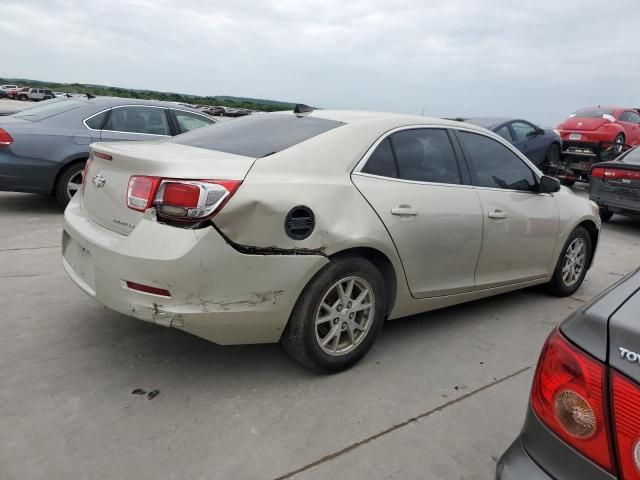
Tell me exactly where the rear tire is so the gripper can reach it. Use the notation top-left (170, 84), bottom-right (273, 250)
top-left (547, 226), bottom-right (592, 297)
top-left (614, 134), bottom-right (625, 154)
top-left (281, 256), bottom-right (387, 372)
top-left (55, 161), bottom-right (86, 207)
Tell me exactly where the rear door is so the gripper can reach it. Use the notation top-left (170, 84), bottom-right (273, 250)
top-left (352, 127), bottom-right (483, 298)
top-left (455, 129), bottom-right (560, 288)
top-left (619, 111), bottom-right (640, 145)
top-left (99, 106), bottom-right (172, 142)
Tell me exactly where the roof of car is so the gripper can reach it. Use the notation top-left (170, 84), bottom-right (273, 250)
top-left (50, 96), bottom-right (203, 112)
top-left (464, 117), bottom-right (515, 129)
top-left (275, 109), bottom-right (487, 132)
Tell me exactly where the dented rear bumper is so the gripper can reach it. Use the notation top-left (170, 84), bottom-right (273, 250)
top-left (62, 196), bottom-right (328, 345)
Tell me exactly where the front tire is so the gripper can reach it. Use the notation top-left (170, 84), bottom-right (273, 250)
top-left (547, 226), bottom-right (592, 297)
top-left (281, 256), bottom-right (387, 372)
top-left (55, 161), bottom-right (86, 207)
top-left (614, 134), bottom-right (625, 154)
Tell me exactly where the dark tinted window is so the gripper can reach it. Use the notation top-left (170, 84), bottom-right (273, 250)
top-left (362, 138), bottom-right (397, 177)
top-left (618, 147), bottom-right (640, 165)
top-left (458, 131), bottom-right (537, 192)
top-left (572, 108), bottom-right (616, 118)
top-left (170, 114), bottom-right (343, 157)
top-left (390, 129), bottom-right (460, 184)
top-left (620, 111), bottom-right (640, 123)
top-left (105, 106), bottom-right (170, 135)
top-left (85, 110), bottom-right (109, 129)
top-left (510, 121), bottom-right (537, 142)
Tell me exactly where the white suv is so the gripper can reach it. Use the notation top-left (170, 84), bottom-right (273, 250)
top-left (16, 88), bottom-right (55, 101)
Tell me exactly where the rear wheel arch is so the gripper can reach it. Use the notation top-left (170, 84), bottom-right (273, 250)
top-left (51, 155), bottom-right (89, 194)
top-left (329, 247), bottom-right (397, 317)
top-left (578, 220), bottom-right (599, 269)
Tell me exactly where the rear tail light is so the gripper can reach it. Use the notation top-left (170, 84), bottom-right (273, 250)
top-left (0, 128), bottom-right (13, 146)
top-left (590, 167), bottom-right (640, 181)
top-left (531, 329), bottom-right (613, 473)
top-left (126, 176), bottom-right (241, 222)
top-left (612, 372), bottom-right (640, 479)
top-left (127, 176), bottom-right (161, 212)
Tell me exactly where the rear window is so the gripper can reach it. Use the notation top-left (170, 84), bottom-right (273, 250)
top-left (13, 98), bottom-right (85, 121)
top-left (571, 108), bottom-right (616, 119)
top-left (617, 147), bottom-right (640, 165)
top-left (169, 114), bottom-right (344, 157)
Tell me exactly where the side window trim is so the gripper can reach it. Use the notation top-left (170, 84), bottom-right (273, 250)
top-left (450, 127), bottom-right (541, 194)
top-left (83, 108), bottom-right (112, 131)
top-left (353, 125), bottom-right (474, 187)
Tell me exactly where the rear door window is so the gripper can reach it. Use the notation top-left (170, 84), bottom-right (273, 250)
top-left (362, 137), bottom-right (398, 177)
top-left (458, 131), bottom-right (538, 192)
top-left (85, 110), bottom-right (110, 130)
top-left (390, 129), bottom-right (461, 184)
top-left (104, 107), bottom-right (170, 136)
top-left (510, 121), bottom-right (537, 142)
top-left (170, 114), bottom-right (343, 157)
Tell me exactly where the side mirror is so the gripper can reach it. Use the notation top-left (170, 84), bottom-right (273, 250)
top-left (539, 175), bottom-right (561, 193)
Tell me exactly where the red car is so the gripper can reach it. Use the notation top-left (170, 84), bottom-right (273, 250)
top-left (555, 106), bottom-right (640, 183)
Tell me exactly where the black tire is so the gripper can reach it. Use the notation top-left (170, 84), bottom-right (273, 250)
top-left (614, 134), bottom-right (625, 154)
top-left (560, 178), bottom-right (576, 187)
top-left (545, 143), bottom-right (561, 167)
top-left (281, 256), bottom-right (387, 372)
top-left (54, 161), bottom-right (86, 207)
top-left (18, 95), bottom-right (27, 101)
top-left (547, 226), bottom-right (592, 297)
top-left (599, 207), bottom-right (613, 223)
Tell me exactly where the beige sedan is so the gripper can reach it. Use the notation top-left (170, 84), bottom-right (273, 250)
top-left (62, 108), bottom-right (600, 372)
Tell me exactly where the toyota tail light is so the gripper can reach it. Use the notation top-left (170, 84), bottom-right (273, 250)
top-left (530, 329), bottom-right (613, 473)
top-left (612, 372), bottom-right (640, 480)
top-left (590, 167), bottom-right (640, 181)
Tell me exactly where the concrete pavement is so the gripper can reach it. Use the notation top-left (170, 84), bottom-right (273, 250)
top-left (1, 189), bottom-right (639, 480)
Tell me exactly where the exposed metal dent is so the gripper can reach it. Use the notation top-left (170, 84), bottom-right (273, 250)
top-left (211, 223), bottom-right (328, 257)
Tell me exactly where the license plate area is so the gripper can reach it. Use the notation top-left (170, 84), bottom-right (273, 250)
top-left (569, 133), bottom-right (582, 140)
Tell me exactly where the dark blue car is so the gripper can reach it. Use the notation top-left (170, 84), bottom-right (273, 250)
top-left (465, 117), bottom-right (562, 169)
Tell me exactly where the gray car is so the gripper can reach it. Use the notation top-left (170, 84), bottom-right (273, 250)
top-left (0, 96), bottom-right (218, 205)
top-left (497, 268), bottom-right (640, 479)
top-left (465, 117), bottom-right (562, 169)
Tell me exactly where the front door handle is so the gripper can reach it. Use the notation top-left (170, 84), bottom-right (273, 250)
top-left (488, 209), bottom-right (507, 220)
top-left (391, 205), bottom-right (418, 216)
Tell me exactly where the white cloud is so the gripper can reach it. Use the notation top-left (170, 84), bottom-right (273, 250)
top-left (2, 0), bottom-right (640, 124)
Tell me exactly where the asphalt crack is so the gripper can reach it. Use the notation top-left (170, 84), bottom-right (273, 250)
top-left (272, 365), bottom-right (533, 480)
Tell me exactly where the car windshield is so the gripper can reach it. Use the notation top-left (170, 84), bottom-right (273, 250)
top-left (571, 108), bottom-right (616, 119)
top-left (12, 98), bottom-right (86, 121)
top-left (169, 114), bottom-right (344, 157)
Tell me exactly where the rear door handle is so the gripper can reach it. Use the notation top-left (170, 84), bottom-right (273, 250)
top-left (488, 209), bottom-right (507, 220)
top-left (391, 205), bottom-right (418, 216)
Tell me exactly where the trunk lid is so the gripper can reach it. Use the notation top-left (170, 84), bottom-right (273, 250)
top-left (81, 141), bottom-right (256, 235)
top-left (559, 116), bottom-right (611, 131)
top-left (608, 271), bottom-right (640, 383)
top-left (594, 161), bottom-right (640, 201)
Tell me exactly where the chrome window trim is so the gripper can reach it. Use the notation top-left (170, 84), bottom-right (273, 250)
top-left (83, 104), bottom-right (172, 136)
top-left (352, 123), bottom-right (546, 194)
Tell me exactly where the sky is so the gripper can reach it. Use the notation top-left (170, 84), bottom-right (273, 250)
top-left (2, 0), bottom-right (640, 126)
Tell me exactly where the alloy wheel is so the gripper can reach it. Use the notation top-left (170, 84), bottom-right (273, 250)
top-left (562, 238), bottom-right (587, 287)
top-left (66, 170), bottom-right (83, 200)
top-left (314, 276), bottom-right (375, 356)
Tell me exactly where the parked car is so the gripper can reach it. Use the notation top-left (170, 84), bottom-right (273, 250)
top-left (497, 267), bottom-right (640, 480)
top-left (555, 107), bottom-right (640, 183)
top-left (0, 97), bottom-right (218, 206)
top-left (7, 87), bottom-right (28, 99)
top-left (15, 88), bottom-right (55, 101)
top-left (199, 106), bottom-right (225, 116)
top-left (224, 108), bottom-right (251, 117)
top-left (0, 90), bottom-right (7, 99)
top-left (465, 117), bottom-right (561, 168)
top-left (1, 84), bottom-right (18, 91)
top-left (589, 146), bottom-right (640, 222)
top-left (62, 107), bottom-right (600, 372)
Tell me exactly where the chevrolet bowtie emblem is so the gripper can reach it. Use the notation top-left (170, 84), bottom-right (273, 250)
top-left (92, 174), bottom-right (106, 188)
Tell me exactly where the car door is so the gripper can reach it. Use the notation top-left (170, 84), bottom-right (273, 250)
top-left (352, 127), bottom-right (484, 298)
top-left (99, 106), bottom-right (172, 142)
top-left (510, 120), bottom-right (546, 165)
top-left (455, 129), bottom-right (560, 288)
top-left (618, 111), bottom-right (640, 145)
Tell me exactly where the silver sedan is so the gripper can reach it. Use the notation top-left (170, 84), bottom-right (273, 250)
top-left (62, 107), bottom-right (600, 372)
